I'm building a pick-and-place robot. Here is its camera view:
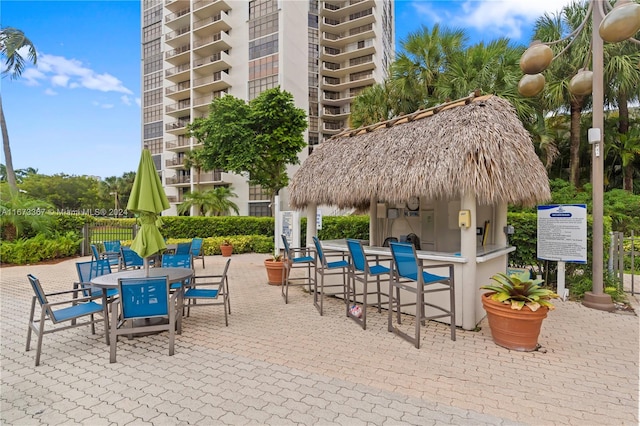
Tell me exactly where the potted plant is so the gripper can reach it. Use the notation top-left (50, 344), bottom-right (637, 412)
top-left (264, 253), bottom-right (287, 285)
top-left (220, 240), bottom-right (233, 257)
top-left (480, 270), bottom-right (559, 351)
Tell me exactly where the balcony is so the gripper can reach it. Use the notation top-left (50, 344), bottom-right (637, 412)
top-left (165, 157), bottom-right (186, 168)
top-left (165, 62), bottom-right (190, 81)
top-left (165, 118), bottom-right (191, 135)
top-left (166, 99), bottom-right (191, 115)
top-left (165, 136), bottom-right (191, 151)
top-left (197, 170), bottom-right (224, 183)
top-left (165, 81), bottom-right (190, 98)
top-left (193, 0), bottom-right (229, 16)
top-left (193, 11), bottom-right (231, 37)
top-left (165, 175), bottom-right (191, 185)
top-left (193, 31), bottom-right (231, 57)
top-left (165, 6), bottom-right (190, 25)
top-left (192, 70), bottom-right (231, 94)
top-left (321, 7), bottom-right (375, 33)
top-left (165, 25), bottom-right (190, 45)
top-left (192, 50), bottom-right (231, 75)
top-left (322, 23), bottom-right (375, 49)
top-left (193, 91), bottom-right (225, 112)
top-left (165, 44), bottom-right (190, 63)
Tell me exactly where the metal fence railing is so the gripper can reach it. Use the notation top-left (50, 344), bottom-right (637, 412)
top-left (610, 231), bottom-right (638, 295)
top-left (82, 223), bottom-right (137, 257)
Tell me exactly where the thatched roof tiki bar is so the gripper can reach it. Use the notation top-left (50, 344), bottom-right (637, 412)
top-left (289, 94), bottom-right (551, 330)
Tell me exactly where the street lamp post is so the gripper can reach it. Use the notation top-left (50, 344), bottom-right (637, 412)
top-left (518, 0), bottom-right (640, 311)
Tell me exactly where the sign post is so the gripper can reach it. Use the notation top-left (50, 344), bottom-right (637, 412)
top-left (537, 204), bottom-right (587, 300)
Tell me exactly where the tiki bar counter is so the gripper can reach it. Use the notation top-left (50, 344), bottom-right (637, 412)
top-left (288, 94), bottom-right (551, 331)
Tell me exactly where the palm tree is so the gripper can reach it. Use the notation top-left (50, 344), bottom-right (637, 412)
top-left (390, 24), bottom-right (467, 112)
top-left (177, 186), bottom-right (239, 216)
top-left (533, 3), bottom-right (592, 188)
top-left (207, 186), bottom-right (239, 216)
top-left (0, 27), bottom-right (37, 194)
top-left (183, 148), bottom-right (208, 192)
top-left (437, 38), bottom-right (537, 122)
top-left (0, 193), bottom-right (53, 241)
top-left (606, 125), bottom-right (640, 192)
top-left (349, 82), bottom-right (394, 128)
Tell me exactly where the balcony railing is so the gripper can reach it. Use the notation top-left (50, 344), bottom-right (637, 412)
top-left (165, 118), bottom-right (190, 130)
top-left (165, 6), bottom-right (190, 23)
top-left (165, 63), bottom-right (190, 77)
top-left (166, 81), bottom-right (190, 95)
top-left (166, 175), bottom-right (191, 185)
top-left (165, 25), bottom-right (190, 41)
top-left (193, 52), bottom-right (223, 68)
top-left (166, 99), bottom-right (191, 113)
top-left (193, 32), bottom-right (224, 49)
top-left (193, 71), bottom-right (224, 87)
top-left (193, 13), bottom-right (223, 30)
top-left (165, 136), bottom-right (190, 149)
top-left (166, 44), bottom-right (190, 59)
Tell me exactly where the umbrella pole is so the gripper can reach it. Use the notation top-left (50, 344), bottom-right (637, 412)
top-left (144, 258), bottom-right (150, 277)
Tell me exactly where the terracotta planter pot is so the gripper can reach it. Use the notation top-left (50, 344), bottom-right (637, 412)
top-left (264, 259), bottom-right (287, 285)
top-left (220, 244), bottom-right (233, 257)
top-left (481, 292), bottom-right (549, 351)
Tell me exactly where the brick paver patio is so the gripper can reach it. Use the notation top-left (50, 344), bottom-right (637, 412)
top-left (1, 253), bottom-right (638, 425)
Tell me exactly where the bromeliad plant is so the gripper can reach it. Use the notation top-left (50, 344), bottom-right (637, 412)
top-left (481, 271), bottom-right (559, 311)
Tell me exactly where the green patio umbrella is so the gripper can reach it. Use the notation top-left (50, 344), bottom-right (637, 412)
top-left (127, 149), bottom-right (170, 275)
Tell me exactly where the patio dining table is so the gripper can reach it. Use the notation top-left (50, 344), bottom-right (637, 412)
top-left (90, 267), bottom-right (194, 340)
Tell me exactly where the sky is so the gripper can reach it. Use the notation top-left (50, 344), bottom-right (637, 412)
top-left (1, 0), bottom-right (572, 179)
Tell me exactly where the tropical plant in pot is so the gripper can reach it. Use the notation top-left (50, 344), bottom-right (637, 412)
top-left (480, 271), bottom-right (559, 351)
top-left (264, 253), bottom-right (287, 285)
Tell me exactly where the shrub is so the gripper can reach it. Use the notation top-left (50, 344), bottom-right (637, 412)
top-left (0, 232), bottom-right (82, 264)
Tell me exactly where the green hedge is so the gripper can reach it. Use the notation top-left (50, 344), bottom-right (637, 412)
top-left (0, 213), bottom-right (617, 274)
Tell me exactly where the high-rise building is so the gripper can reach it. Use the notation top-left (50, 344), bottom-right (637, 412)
top-left (142, 0), bottom-right (394, 216)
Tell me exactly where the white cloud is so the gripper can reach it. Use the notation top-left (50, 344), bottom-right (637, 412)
top-left (44, 88), bottom-right (57, 96)
top-left (22, 68), bottom-right (46, 86)
top-left (121, 95), bottom-right (132, 106)
top-left (408, 0), bottom-right (574, 41)
top-left (135, 98), bottom-right (141, 107)
top-left (51, 75), bottom-right (70, 87)
top-left (27, 52), bottom-right (133, 95)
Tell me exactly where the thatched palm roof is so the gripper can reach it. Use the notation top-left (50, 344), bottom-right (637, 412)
top-left (290, 94), bottom-right (550, 209)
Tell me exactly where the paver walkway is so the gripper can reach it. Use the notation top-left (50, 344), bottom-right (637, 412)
top-left (1, 254), bottom-right (638, 425)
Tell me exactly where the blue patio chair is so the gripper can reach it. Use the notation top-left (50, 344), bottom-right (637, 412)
top-left (184, 258), bottom-right (231, 326)
top-left (110, 276), bottom-right (178, 363)
top-left (91, 243), bottom-right (120, 268)
top-left (75, 259), bottom-right (118, 301)
top-left (388, 242), bottom-right (456, 348)
top-left (312, 236), bottom-right (349, 316)
top-left (175, 241), bottom-right (192, 255)
top-left (346, 239), bottom-right (391, 330)
top-left (189, 237), bottom-right (205, 268)
top-left (281, 234), bottom-right (316, 304)
top-left (120, 247), bottom-right (144, 270)
top-left (102, 240), bottom-right (122, 267)
top-left (26, 274), bottom-right (108, 366)
top-left (162, 254), bottom-right (193, 290)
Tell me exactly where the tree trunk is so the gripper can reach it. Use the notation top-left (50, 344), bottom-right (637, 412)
top-left (0, 94), bottom-right (18, 193)
top-left (568, 98), bottom-right (583, 188)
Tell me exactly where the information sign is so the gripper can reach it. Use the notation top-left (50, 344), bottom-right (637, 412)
top-left (537, 204), bottom-right (587, 263)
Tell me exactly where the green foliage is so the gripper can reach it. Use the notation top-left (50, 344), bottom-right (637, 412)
top-left (178, 186), bottom-right (239, 216)
top-left (164, 235), bottom-right (273, 255)
top-left (481, 271), bottom-right (559, 311)
top-left (0, 231), bottom-right (82, 264)
top-left (190, 86), bottom-right (307, 199)
top-left (0, 193), bottom-right (54, 240)
top-left (160, 216), bottom-right (273, 239)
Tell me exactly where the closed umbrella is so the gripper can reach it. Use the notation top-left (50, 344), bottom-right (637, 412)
top-left (127, 149), bottom-right (170, 276)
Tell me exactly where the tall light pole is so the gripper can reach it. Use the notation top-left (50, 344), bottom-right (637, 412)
top-left (518, 0), bottom-right (640, 311)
